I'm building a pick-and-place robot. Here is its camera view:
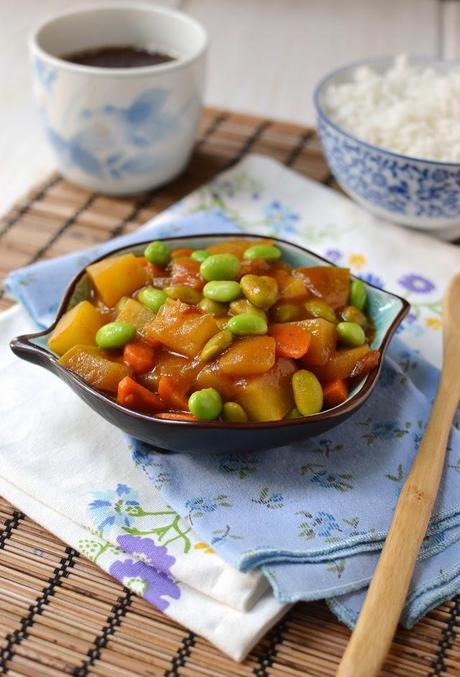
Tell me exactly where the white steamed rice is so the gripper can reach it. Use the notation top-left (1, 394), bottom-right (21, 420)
top-left (323, 54), bottom-right (460, 162)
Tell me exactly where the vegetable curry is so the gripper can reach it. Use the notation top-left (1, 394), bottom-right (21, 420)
top-left (48, 238), bottom-right (380, 423)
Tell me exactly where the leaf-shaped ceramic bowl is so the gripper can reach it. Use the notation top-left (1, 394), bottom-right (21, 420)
top-left (10, 234), bottom-right (409, 453)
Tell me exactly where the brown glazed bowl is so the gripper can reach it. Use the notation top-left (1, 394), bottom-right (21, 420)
top-left (10, 233), bottom-right (409, 453)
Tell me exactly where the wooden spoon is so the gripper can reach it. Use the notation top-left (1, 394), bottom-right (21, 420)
top-left (337, 272), bottom-right (460, 677)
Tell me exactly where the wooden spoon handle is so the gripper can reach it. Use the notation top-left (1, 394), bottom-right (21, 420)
top-left (336, 374), bottom-right (459, 677)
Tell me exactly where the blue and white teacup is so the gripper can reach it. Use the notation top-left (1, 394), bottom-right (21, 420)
top-left (30, 5), bottom-right (207, 195)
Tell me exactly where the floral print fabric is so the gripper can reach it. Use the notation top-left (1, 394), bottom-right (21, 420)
top-left (5, 154), bottom-right (460, 631)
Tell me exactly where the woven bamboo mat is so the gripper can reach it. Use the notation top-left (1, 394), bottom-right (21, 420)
top-left (0, 108), bottom-right (459, 676)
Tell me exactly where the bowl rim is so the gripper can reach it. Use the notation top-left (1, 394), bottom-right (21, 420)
top-left (10, 232), bottom-right (410, 431)
top-left (314, 54), bottom-right (460, 168)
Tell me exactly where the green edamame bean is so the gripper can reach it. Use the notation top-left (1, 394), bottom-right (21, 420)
top-left (96, 322), bottom-right (136, 349)
top-left (304, 299), bottom-right (337, 323)
top-left (336, 321), bottom-right (366, 346)
top-left (198, 298), bottom-right (228, 316)
top-left (270, 302), bottom-right (302, 323)
top-left (191, 249), bottom-right (210, 263)
top-left (222, 402), bottom-right (248, 423)
top-left (203, 280), bottom-right (241, 303)
top-left (243, 244), bottom-right (282, 261)
top-left (137, 287), bottom-right (167, 313)
top-left (164, 285), bottom-right (202, 304)
top-left (200, 253), bottom-right (241, 281)
top-left (188, 388), bottom-right (222, 420)
top-left (340, 305), bottom-right (368, 328)
top-left (291, 370), bottom-right (323, 415)
top-left (144, 240), bottom-right (170, 266)
top-left (200, 330), bottom-right (233, 362)
top-left (240, 274), bottom-right (278, 309)
top-left (227, 313), bottom-right (267, 335)
top-left (350, 279), bottom-right (367, 310)
top-left (229, 299), bottom-right (267, 321)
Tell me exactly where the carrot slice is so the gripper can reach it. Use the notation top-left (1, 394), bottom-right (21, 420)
top-left (171, 247), bottom-right (194, 258)
top-left (155, 412), bottom-right (198, 421)
top-left (146, 262), bottom-right (167, 277)
top-left (170, 257), bottom-right (203, 288)
top-left (268, 323), bottom-right (311, 359)
top-left (123, 342), bottom-right (156, 374)
top-left (117, 376), bottom-right (164, 414)
top-left (323, 379), bottom-right (349, 407)
top-left (158, 376), bottom-right (189, 411)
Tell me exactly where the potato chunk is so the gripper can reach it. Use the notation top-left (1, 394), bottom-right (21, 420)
top-left (48, 300), bottom-right (102, 356)
top-left (294, 267), bottom-right (350, 309)
top-left (293, 318), bottom-right (337, 366)
top-left (236, 357), bottom-right (296, 422)
top-left (116, 298), bottom-right (154, 335)
top-left (144, 299), bottom-right (218, 358)
top-left (273, 270), bottom-right (309, 300)
top-left (143, 350), bottom-right (202, 393)
top-left (207, 238), bottom-right (268, 259)
top-left (313, 346), bottom-right (380, 382)
top-left (58, 345), bottom-right (128, 393)
top-left (195, 363), bottom-right (238, 401)
top-left (87, 254), bottom-right (148, 307)
top-left (218, 336), bottom-right (276, 376)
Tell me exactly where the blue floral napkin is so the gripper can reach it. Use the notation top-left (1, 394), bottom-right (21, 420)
top-left (6, 155), bottom-right (460, 629)
top-left (132, 344), bottom-right (460, 627)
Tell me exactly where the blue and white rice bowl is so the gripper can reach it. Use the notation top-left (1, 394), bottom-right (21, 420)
top-left (314, 56), bottom-right (460, 238)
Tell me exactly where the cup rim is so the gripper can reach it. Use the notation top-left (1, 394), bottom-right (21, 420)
top-left (29, 3), bottom-right (208, 78)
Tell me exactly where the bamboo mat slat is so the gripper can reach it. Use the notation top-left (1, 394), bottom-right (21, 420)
top-left (0, 107), bottom-right (459, 676)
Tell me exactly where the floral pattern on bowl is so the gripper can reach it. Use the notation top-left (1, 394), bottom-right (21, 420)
top-left (314, 56), bottom-right (460, 231)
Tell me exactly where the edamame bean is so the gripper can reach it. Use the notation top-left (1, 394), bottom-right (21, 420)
top-left (191, 249), bottom-right (210, 263)
top-left (200, 253), bottom-right (241, 281)
top-left (304, 299), bottom-right (337, 323)
top-left (222, 402), bottom-right (248, 423)
top-left (203, 281), bottom-right (241, 303)
top-left (144, 240), bottom-right (171, 266)
top-left (188, 388), bottom-right (222, 420)
top-left (200, 330), bottom-right (233, 362)
top-left (227, 313), bottom-right (267, 335)
top-left (198, 298), bottom-right (228, 316)
top-left (350, 279), bottom-right (367, 310)
top-left (96, 322), bottom-right (136, 349)
top-left (270, 302), bottom-right (302, 323)
top-left (165, 285), bottom-right (202, 304)
top-left (340, 305), bottom-right (368, 328)
top-left (137, 287), bottom-right (167, 313)
top-left (240, 274), bottom-right (278, 309)
top-left (337, 321), bottom-right (366, 346)
top-left (243, 244), bottom-right (282, 261)
top-left (291, 370), bottom-right (323, 415)
top-left (230, 299), bottom-right (267, 321)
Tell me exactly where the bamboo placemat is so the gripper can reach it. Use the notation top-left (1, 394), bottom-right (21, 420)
top-left (0, 108), bottom-right (459, 676)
